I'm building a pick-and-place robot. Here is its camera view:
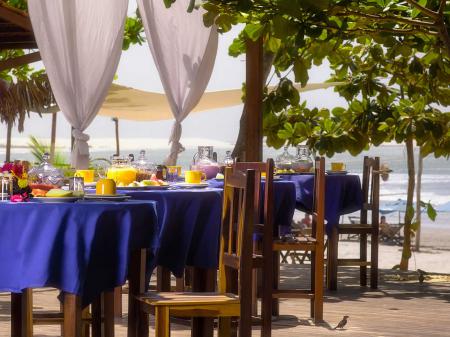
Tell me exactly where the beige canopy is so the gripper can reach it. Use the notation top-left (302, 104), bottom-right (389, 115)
top-left (98, 82), bottom-right (345, 121)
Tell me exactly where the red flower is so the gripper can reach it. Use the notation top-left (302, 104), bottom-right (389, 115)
top-left (11, 164), bottom-right (23, 177)
top-left (1, 162), bottom-right (13, 172)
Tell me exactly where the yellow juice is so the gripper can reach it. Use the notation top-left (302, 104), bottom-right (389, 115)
top-left (106, 167), bottom-right (137, 186)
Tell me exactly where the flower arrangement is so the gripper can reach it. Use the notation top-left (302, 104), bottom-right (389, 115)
top-left (1, 161), bottom-right (32, 201)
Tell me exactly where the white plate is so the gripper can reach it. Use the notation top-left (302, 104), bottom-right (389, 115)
top-left (116, 185), bottom-right (170, 191)
top-left (174, 182), bottom-right (209, 189)
top-left (84, 194), bottom-right (131, 201)
top-left (326, 170), bottom-right (348, 175)
top-left (33, 196), bottom-right (80, 203)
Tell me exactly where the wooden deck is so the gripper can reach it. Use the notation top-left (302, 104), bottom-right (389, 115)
top-left (1, 265), bottom-right (449, 336)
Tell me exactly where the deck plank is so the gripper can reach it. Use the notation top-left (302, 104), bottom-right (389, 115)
top-left (1, 265), bottom-right (449, 336)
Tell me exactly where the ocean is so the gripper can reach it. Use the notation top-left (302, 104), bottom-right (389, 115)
top-left (2, 141), bottom-right (449, 228)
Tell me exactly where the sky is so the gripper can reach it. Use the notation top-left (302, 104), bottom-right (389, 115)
top-left (0, 0), bottom-right (346, 149)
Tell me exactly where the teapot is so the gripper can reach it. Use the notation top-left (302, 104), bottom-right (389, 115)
top-left (191, 146), bottom-right (220, 179)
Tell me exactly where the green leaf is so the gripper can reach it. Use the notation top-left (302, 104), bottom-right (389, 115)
top-left (293, 58), bottom-right (309, 87)
top-left (244, 23), bottom-right (264, 41)
top-left (267, 37), bottom-right (281, 53)
top-left (412, 0), bottom-right (427, 18)
top-left (427, 203), bottom-right (437, 221)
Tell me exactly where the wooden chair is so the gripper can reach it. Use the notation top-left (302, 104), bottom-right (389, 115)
top-left (232, 159), bottom-right (275, 336)
top-left (327, 156), bottom-right (380, 290)
top-left (271, 157), bottom-right (325, 322)
top-left (136, 167), bottom-right (257, 337)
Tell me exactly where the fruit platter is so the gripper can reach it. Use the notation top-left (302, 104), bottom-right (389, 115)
top-left (32, 188), bottom-right (80, 203)
top-left (116, 175), bottom-right (170, 190)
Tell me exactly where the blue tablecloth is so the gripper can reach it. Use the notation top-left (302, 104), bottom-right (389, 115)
top-left (118, 188), bottom-right (223, 277)
top-left (279, 174), bottom-right (363, 234)
top-left (0, 200), bottom-right (158, 306)
top-left (207, 179), bottom-right (297, 234)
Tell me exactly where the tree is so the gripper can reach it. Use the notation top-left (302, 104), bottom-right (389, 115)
top-left (194, 0), bottom-right (450, 270)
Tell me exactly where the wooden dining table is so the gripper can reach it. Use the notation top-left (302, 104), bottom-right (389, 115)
top-left (0, 200), bottom-right (159, 337)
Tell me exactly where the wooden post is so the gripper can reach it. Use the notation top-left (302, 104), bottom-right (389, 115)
top-left (244, 37), bottom-right (264, 161)
top-left (6, 120), bottom-right (12, 162)
top-left (112, 117), bottom-right (120, 156)
top-left (50, 112), bottom-right (57, 164)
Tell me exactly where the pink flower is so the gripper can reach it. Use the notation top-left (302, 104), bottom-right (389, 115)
top-left (10, 194), bottom-right (24, 202)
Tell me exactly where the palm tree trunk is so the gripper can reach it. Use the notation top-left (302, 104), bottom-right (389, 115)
top-left (400, 138), bottom-right (415, 270)
top-left (50, 112), bottom-right (57, 164)
top-left (5, 121), bottom-right (12, 162)
top-left (415, 149), bottom-right (423, 251)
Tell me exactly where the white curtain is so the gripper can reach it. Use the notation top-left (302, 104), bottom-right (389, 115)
top-left (137, 0), bottom-right (218, 165)
top-left (28, 0), bottom-right (128, 169)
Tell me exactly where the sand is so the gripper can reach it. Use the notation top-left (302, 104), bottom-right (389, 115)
top-left (336, 226), bottom-right (450, 274)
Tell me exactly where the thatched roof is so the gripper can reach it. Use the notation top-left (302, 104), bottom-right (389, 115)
top-left (0, 1), bottom-right (36, 50)
top-left (0, 74), bottom-right (55, 131)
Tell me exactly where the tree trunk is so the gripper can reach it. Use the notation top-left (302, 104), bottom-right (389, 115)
top-left (400, 138), bottom-right (415, 270)
top-left (415, 149), bottom-right (423, 251)
top-left (5, 120), bottom-right (12, 162)
top-left (50, 112), bottom-right (57, 164)
top-left (232, 50), bottom-right (275, 160)
top-left (113, 118), bottom-right (120, 156)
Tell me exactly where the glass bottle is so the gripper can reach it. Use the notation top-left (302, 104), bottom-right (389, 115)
top-left (292, 145), bottom-right (313, 172)
top-left (223, 151), bottom-right (234, 167)
top-left (275, 146), bottom-right (295, 171)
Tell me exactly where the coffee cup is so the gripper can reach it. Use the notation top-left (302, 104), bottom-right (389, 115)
top-left (96, 178), bottom-right (116, 195)
top-left (331, 162), bottom-right (346, 171)
top-left (185, 170), bottom-right (206, 184)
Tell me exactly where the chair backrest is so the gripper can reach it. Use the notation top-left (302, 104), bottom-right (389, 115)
top-left (219, 167), bottom-right (256, 299)
top-left (313, 157), bottom-right (326, 243)
top-left (361, 156), bottom-right (380, 228)
top-left (232, 159), bottom-right (275, 236)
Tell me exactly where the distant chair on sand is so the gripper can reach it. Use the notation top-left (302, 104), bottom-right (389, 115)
top-left (379, 216), bottom-right (404, 245)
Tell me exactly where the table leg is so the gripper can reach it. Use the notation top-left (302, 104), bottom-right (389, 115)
top-left (327, 226), bottom-right (338, 291)
top-left (114, 287), bottom-right (122, 318)
top-left (156, 266), bottom-right (171, 292)
top-left (104, 290), bottom-right (115, 337)
top-left (91, 296), bottom-right (102, 337)
top-left (191, 267), bottom-right (216, 337)
top-left (11, 289), bottom-right (33, 337)
top-left (64, 293), bottom-right (82, 337)
top-left (128, 249), bottom-right (148, 337)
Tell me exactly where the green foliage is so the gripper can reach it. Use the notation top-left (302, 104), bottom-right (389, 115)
top-left (122, 14), bottom-right (146, 51)
top-left (27, 136), bottom-right (68, 167)
top-left (195, 0), bottom-right (450, 159)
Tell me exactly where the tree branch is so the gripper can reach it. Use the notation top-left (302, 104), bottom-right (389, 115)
top-left (404, 0), bottom-right (440, 20)
top-left (337, 9), bottom-right (437, 28)
top-left (438, 0), bottom-right (446, 15)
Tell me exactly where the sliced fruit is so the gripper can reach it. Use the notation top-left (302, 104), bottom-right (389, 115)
top-left (46, 189), bottom-right (73, 198)
top-left (141, 180), bottom-right (159, 186)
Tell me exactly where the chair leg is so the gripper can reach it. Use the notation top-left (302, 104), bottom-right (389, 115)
top-left (272, 251), bottom-right (280, 316)
top-left (327, 227), bottom-right (338, 290)
top-left (360, 234), bottom-right (367, 286)
top-left (218, 317), bottom-right (232, 337)
top-left (63, 293), bottom-right (82, 337)
top-left (11, 289), bottom-right (33, 337)
top-left (371, 230), bottom-right (379, 289)
top-left (310, 250), bottom-right (315, 318)
top-left (154, 306), bottom-right (170, 337)
top-left (314, 243), bottom-right (324, 323)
